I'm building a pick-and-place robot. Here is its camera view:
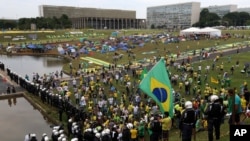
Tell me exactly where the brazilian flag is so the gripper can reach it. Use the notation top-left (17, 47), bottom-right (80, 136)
top-left (139, 58), bottom-right (174, 117)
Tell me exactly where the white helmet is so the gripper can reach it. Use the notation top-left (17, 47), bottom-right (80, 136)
top-left (101, 130), bottom-right (106, 136)
top-left (93, 129), bottom-right (98, 134)
top-left (42, 133), bottom-right (47, 137)
top-left (127, 123), bottom-right (133, 129)
top-left (62, 138), bottom-right (67, 141)
top-left (210, 95), bottom-right (219, 103)
top-left (71, 138), bottom-right (78, 141)
top-left (105, 128), bottom-right (110, 134)
top-left (44, 136), bottom-right (49, 141)
top-left (185, 101), bottom-right (193, 109)
top-left (59, 130), bottom-right (64, 134)
top-left (95, 132), bottom-right (101, 138)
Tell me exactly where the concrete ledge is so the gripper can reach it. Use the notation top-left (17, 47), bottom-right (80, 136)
top-left (0, 92), bottom-right (23, 100)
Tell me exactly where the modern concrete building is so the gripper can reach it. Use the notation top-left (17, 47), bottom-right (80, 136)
top-left (39, 5), bottom-right (146, 29)
top-left (203, 5), bottom-right (238, 18)
top-left (147, 2), bottom-right (201, 29)
top-left (238, 7), bottom-right (250, 15)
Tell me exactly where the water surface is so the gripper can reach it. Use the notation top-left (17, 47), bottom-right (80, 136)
top-left (0, 97), bottom-right (52, 141)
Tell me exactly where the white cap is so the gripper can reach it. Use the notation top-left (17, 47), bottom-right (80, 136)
top-left (62, 138), bottom-right (67, 141)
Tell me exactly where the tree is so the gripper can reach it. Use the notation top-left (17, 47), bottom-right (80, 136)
top-left (196, 9), bottom-right (221, 27)
top-left (151, 24), bottom-right (155, 29)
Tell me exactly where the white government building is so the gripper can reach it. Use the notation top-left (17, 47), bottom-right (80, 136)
top-left (147, 2), bottom-right (200, 29)
top-left (203, 5), bottom-right (238, 18)
top-left (147, 2), bottom-right (250, 29)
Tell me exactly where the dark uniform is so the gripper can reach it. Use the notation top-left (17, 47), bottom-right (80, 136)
top-left (205, 99), bottom-right (223, 141)
top-left (180, 105), bottom-right (197, 141)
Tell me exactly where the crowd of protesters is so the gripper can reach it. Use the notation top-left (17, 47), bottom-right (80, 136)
top-left (1, 45), bottom-right (250, 141)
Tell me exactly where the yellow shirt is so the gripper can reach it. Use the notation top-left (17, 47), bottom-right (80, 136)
top-left (161, 117), bottom-right (172, 131)
top-left (241, 98), bottom-right (247, 110)
top-left (130, 129), bottom-right (138, 139)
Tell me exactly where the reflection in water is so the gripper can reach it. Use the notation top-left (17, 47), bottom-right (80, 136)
top-left (0, 97), bottom-right (52, 141)
top-left (8, 98), bottom-right (12, 107)
top-left (0, 55), bottom-right (69, 79)
top-left (13, 97), bottom-right (17, 105)
top-left (7, 97), bottom-right (17, 106)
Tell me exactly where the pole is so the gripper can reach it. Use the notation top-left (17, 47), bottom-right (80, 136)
top-left (232, 91), bottom-right (236, 124)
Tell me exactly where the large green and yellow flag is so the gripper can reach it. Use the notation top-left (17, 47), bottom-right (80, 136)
top-left (139, 58), bottom-right (174, 117)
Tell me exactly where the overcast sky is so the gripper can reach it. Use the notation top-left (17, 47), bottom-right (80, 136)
top-left (0, 0), bottom-right (249, 19)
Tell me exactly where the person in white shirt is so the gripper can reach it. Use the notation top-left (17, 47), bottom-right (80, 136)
top-left (80, 96), bottom-right (86, 108)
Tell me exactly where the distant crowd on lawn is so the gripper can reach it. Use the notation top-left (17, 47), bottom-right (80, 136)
top-left (2, 44), bottom-right (250, 141)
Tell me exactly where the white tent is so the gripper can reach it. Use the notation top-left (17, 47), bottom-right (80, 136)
top-left (199, 27), bottom-right (221, 37)
top-left (180, 27), bottom-right (200, 36)
top-left (180, 27), bottom-right (221, 37)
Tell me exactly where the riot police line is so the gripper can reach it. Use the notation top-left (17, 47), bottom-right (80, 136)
top-left (5, 66), bottom-right (90, 141)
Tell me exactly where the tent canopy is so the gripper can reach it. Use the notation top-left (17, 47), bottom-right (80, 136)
top-left (180, 27), bottom-right (221, 37)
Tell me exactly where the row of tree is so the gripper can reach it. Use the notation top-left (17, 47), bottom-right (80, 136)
top-left (193, 9), bottom-right (250, 27)
top-left (0, 14), bottom-right (72, 30)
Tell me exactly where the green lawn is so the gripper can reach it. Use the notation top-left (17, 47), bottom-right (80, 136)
top-left (3, 29), bottom-right (250, 140)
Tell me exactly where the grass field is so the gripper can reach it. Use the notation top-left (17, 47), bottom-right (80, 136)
top-left (2, 29), bottom-right (250, 140)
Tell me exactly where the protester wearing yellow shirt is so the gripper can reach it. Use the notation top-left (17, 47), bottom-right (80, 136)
top-left (179, 82), bottom-right (183, 89)
top-left (161, 112), bottom-right (172, 141)
top-left (241, 95), bottom-right (247, 111)
top-left (128, 103), bottom-right (134, 113)
top-left (130, 126), bottom-right (138, 141)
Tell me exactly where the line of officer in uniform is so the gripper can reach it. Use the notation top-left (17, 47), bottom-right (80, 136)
top-left (5, 67), bottom-right (88, 140)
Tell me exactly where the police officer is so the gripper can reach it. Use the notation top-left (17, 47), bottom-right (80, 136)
top-left (180, 101), bottom-right (197, 141)
top-left (205, 95), bottom-right (223, 141)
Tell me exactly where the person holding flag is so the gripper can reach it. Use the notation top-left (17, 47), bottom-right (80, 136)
top-left (139, 58), bottom-right (174, 117)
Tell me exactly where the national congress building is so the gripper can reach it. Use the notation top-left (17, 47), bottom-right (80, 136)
top-left (39, 5), bottom-right (146, 29)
